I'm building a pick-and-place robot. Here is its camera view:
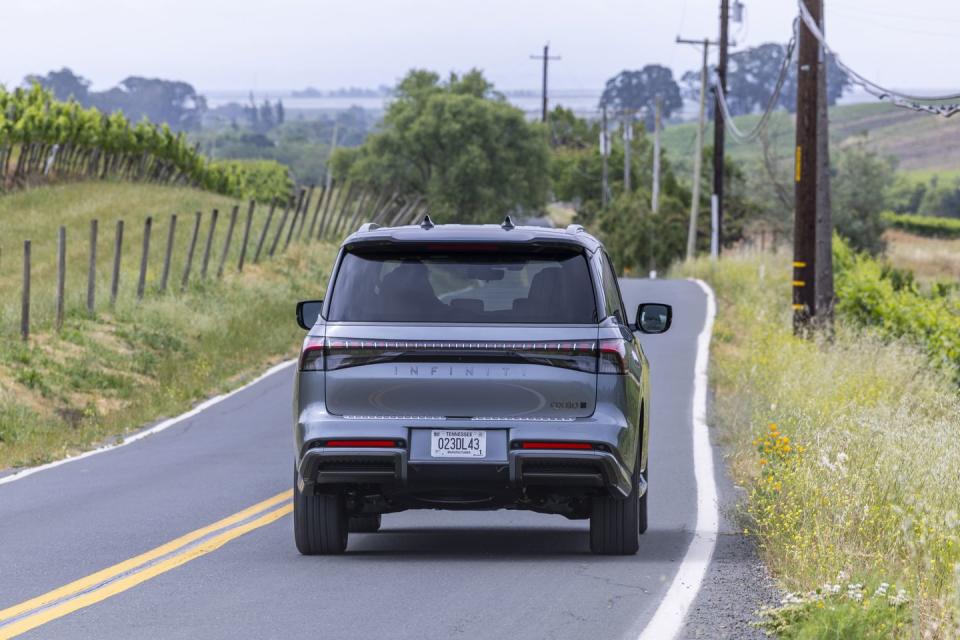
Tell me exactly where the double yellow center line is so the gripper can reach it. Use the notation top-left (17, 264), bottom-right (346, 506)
top-left (0, 490), bottom-right (293, 639)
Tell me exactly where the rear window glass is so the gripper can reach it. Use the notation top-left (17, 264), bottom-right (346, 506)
top-left (327, 248), bottom-right (597, 323)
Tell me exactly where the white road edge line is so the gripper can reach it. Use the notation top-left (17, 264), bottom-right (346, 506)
top-left (636, 278), bottom-right (719, 640)
top-left (0, 359), bottom-right (296, 487)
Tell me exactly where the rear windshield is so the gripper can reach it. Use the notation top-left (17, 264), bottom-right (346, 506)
top-left (327, 248), bottom-right (598, 323)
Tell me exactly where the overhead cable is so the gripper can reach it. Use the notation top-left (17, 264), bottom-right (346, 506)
top-left (797, 0), bottom-right (960, 117)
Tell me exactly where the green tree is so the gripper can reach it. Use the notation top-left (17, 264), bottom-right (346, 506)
top-left (832, 142), bottom-right (895, 254)
top-left (332, 69), bottom-right (549, 223)
top-left (599, 65), bottom-right (683, 128)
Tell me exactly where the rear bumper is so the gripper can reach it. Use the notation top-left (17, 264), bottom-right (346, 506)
top-left (298, 445), bottom-right (634, 499)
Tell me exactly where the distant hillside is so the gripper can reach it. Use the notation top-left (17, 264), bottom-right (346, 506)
top-left (662, 102), bottom-right (960, 181)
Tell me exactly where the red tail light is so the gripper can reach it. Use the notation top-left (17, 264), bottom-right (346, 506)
top-left (324, 439), bottom-right (400, 448)
top-left (598, 338), bottom-right (627, 374)
top-left (519, 441), bottom-right (594, 450)
top-left (299, 336), bottom-right (325, 371)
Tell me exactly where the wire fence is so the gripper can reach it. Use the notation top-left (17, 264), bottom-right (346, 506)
top-left (3, 182), bottom-right (428, 341)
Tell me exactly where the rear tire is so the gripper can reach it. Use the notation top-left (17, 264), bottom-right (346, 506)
top-left (348, 513), bottom-right (382, 533)
top-left (294, 469), bottom-right (349, 555)
top-left (589, 464), bottom-right (641, 555)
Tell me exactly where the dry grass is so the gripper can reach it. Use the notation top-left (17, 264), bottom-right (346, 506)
top-left (884, 229), bottom-right (960, 284)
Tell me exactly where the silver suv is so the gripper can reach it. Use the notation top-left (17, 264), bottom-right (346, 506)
top-left (293, 218), bottom-right (672, 555)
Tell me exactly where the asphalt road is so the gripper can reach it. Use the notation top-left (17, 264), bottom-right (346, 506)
top-left (0, 278), bottom-right (766, 639)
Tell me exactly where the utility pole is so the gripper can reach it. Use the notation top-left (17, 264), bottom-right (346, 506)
top-left (623, 113), bottom-right (633, 192)
top-left (794, 0), bottom-right (822, 331)
top-left (601, 105), bottom-right (610, 207)
top-left (814, 2), bottom-right (834, 325)
top-left (530, 44), bottom-right (561, 123)
top-left (650, 96), bottom-right (662, 277)
top-left (713, 0), bottom-right (730, 254)
top-left (678, 37), bottom-right (713, 260)
top-left (324, 123), bottom-right (339, 193)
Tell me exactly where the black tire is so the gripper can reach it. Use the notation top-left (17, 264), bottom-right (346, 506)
top-left (589, 464), bottom-right (641, 555)
top-left (639, 467), bottom-right (648, 535)
top-left (294, 469), bottom-right (349, 555)
top-left (348, 513), bottom-right (382, 533)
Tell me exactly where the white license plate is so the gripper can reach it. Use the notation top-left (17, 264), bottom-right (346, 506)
top-left (430, 430), bottom-right (486, 458)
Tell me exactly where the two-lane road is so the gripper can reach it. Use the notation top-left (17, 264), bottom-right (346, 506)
top-left (0, 279), bottom-right (748, 640)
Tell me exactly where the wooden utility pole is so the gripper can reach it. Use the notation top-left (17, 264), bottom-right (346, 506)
top-left (713, 0), bottom-right (731, 254)
top-left (650, 96), bottom-right (662, 276)
top-left (680, 37), bottom-right (712, 260)
top-left (794, 0), bottom-right (823, 331)
top-left (601, 106), bottom-right (610, 207)
top-left (530, 44), bottom-right (561, 123)
top-left (814, 4), bottom-right (835, 324)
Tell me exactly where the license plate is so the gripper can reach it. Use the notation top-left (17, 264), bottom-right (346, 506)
top-left (430, 430), bottom-right (486, 458)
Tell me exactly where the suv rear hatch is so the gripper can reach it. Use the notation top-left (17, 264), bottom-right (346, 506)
top-left (321, 243), bottom-right (600, 419)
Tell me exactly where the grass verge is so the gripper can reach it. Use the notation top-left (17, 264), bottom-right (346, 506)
top-left (0, 183), bottom-right (336, 469)
top-left (676, 252), bottom-right (960, 638)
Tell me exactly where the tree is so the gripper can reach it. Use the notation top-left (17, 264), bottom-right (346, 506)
top-left (599, 65), bottom-right (683, 128)
top-left (88, 77), bottom-right (207, 130)
top-left (331, 69), bottom-right (549, 223)
top-left (23, 67), bottom-right (90, 102)
top-left (276, 99), bottom-right (285, 125)
top-left (831, 141), bottom-right (895, 254)
top-left (683, 44), bottom-right (852, 116)
top-left (259, 100), bottom-right (276, 130)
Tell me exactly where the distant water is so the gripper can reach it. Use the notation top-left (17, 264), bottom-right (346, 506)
top-left (204, 89), bottom-right (605, 119)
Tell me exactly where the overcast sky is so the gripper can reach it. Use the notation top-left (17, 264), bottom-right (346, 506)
top-left (4, 0), bottom-right (959, 94)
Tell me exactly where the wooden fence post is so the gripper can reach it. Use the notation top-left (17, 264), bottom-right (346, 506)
top-left (87, 219), bottom-right (98, 315)
top-left (316, 180), bottom-right (338, 240)
top-left (21, 240), bottom-right (30, 341)
top-left (269, 202), bottom-right (291, 257)
top-left (56, 226), bottom-right (66, 331)
top-left (137, 216), bottom-right (152, 300)
top-left (181, 211), bottom-right (202, 291)
top-left (284, 188), bottom-right (306, 251)
top-left (160, 214), bottom-right (177, 292)
top-left (331, 182), bottom-right (357, 239)
top-left (296, 185), bottom-right (314, 239)
top-left (200, 208), bottom-right (218, 280)
top-left (237, 200), bottom-right (255, 272)
top-left (307, 185), bottom-right (325, 239)
top-left (253, 203), bottom-right (275, 264)
top-left (217, 205), bottom-right (239, 278)
top-left (110, 220), bottom-right (124, 307)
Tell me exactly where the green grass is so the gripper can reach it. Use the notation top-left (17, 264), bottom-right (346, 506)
top-left (662, 102), bottom-right (960, 178)
top-left (883, 212), bottom-right (960, 239)
top-left (674, 252), bottom-right (960, 637)
top-left (0, 182), bottom-right (337, 468)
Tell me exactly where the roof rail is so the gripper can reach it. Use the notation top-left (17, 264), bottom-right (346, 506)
top-left (357, 222), bottom-right (381, 233)
top-left (565, 224), bottom-right (585, 234)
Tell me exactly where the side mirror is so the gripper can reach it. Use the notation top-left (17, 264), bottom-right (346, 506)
top-left (636, 303), bottom-right (672, 334)
top-left (296, 300), bottom-right (324, 330)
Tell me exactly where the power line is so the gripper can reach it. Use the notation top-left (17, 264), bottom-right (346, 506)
top-left (714, 19), bottom-right (798, 143)
top-left (797, 0), bottom-right (960, 116)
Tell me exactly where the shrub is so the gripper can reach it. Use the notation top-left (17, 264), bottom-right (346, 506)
top-left (882, 211), bottom-right (960, 239)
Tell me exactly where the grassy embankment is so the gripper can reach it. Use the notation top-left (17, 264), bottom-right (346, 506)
top-left (0, 182), bottom-right (336, 469)
top-left (662, 102), bottom-right (960, 182)
top-left (676, 250), bottom-right (960, 638)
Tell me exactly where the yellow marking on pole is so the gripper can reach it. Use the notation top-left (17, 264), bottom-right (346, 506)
top-left (795, 146), bottom-right (802, 182)
top-left (0, 490), bottom-right (291, 633)
top-left (792, 304), bottom-right (805, 310)
top-left (792, 261), bottom-right (807, 268)
top-left (792, 280), bottom-right (805, 287)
